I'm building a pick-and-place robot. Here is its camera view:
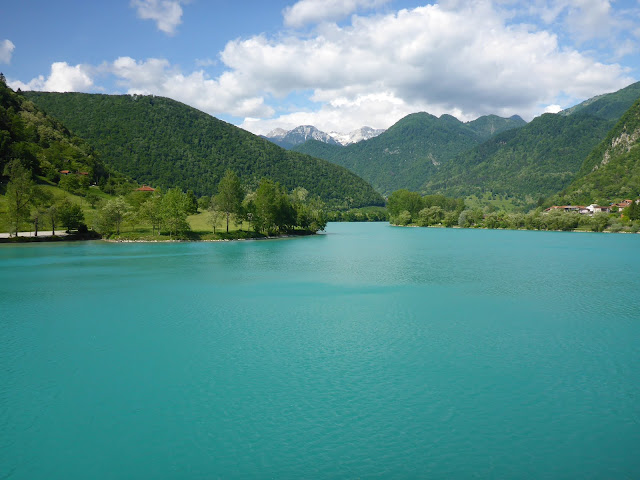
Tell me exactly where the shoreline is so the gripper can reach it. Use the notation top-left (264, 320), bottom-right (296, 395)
top-left (389, 223), bottom-right (639, 233)
top-left (0, 230), bottom-right (318, 244)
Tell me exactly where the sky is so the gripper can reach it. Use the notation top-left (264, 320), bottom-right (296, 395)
top-left (1, 0), bottom-right (639, 135)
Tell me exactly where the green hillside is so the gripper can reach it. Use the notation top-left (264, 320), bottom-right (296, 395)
top-left (293, 112), bottom-right (525, 195)
top-left (422, 112), bottom-right (616, 204)
top-left (0, 79), bottom-right (109, 185)
top-left (421, 82), bottom-right (640, 207)
top-left (24, 92), bottom-right (384, 208)
top-left (553, 98), bottom-right (640, 205)
top-left (559, 81), bottom-right (640, 121)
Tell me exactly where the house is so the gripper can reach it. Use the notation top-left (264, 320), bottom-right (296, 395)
top-left (611, 200), bottom-right (633, 210)
top-left (544, 205), bottom-right (582, 213)
top-left (587, 204), bottom-right (611, 214)
top-left (60, 170), bottom-right (70, 175)
top-left (136, 185), bottom-right (156, 192)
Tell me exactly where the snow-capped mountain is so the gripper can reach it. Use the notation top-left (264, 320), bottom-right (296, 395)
top-left (264, 125), bottom-right (338, 148)
top-left (265, 128), bottom-right (288, 140)
top-left (329, 126), bottom-right (386, 146)
top-left (264, 125), bottom-right (385, 149)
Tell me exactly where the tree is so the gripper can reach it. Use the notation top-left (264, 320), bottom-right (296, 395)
top-left (4, 160), bottom-right (36, 236)
top-left (59, 173), bottom-right (89, 195)
top-left (57, 199), bottom-right (85, 232)
top-left (417, 206), bottom-right (444, 226)
top-left (625, 201), bottom-right (640, 221)
top-left (387, 189), bottom-right (424, 219)
top-left (161, 188), bottom-right (190, 237)
top-left (138, 194), bottom-right (163, 235)
top-left (97, 197), bottom-right (130, 234)
top-left (197, 195), bottom-right (210, 212)
top-left (31, 189), bottom-right (54, 236)
top-left (85, 188), bottom-right (101, 208)
top-left (395, 210), bottom-right (412, 225)
top-left (186, 190), bottom-right (198, 214)
top-left (215, 170), bottom-right (244, 233)
top-left (253, 178), bottom-right (279, 233)
top-left (47, 203), bottom-right (59, 235)
top-left (208, 204), bottom-right (225, 234)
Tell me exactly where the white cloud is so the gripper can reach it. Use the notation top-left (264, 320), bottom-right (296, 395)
top-left (565, 0), bottom-right (613, 41)
top-left (283, 0), bottom-right (390, 28)
top-left (108, 57), bottom-right (274, 118)
top-left (241, 91), bottom-right (437, 135)
top-left (195, 58), bottom-right (217, 67)
top-left (8, 1), bottom-right (635, 136)
top-left (131, 0), bottom-right (184, 35)
top-left (226, 2), bottom-right (633, 132)
top-left (9, 62), bottom-right (93, 92)
top-left (544, 104), bottom-right (563, 113)
top-left (0, 39), bottom-right (15, 64)
top-left (529, 0), bottom-right (635, 46)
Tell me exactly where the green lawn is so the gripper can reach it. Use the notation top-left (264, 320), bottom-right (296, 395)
top-left (187, 211), bottom-right (250, 234)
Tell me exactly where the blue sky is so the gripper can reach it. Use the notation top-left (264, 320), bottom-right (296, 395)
top-left (1, 0), bottom-right (639, 134)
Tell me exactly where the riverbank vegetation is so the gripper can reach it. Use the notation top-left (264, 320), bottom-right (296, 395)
top-left (386, 188), bottom-right (640, 233)
top-left (1, 162), bottom-right (327, 241)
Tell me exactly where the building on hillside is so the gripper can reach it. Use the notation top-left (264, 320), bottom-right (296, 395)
top-left (544, 205), bottom-right (583, 213)
top-left (136, 185), bottom-right (156, 192)
top-left (587, 204), bottom-right (611, 214)
top-left (60, 170), bottom-right (70, 175)
top-left (611, 200), bottom-right (633, 209)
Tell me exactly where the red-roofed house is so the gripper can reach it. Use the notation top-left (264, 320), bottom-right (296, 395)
top-left (611, 200), bottom-right (633, 209)
top-left (136, 185), bottom-right (156, 192)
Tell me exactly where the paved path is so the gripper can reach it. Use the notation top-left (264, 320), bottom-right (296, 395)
top-left (0, 230), bottom-right (68, 239)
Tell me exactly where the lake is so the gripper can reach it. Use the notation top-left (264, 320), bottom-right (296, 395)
top-left (1, 222), bottom-right (639, 479)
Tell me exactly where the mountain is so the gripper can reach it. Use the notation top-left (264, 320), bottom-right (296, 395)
top-left (329, 126), bottom-right (386, 146)
top-left (264, 125), bottom-right (385, 148)
top-left (293, 112), bottom-right (526, 195)
top-left (465, 115), bottom-right (527, 139)
top-left (421, 112), bottom-right (616, 204)
top-left (553, 97), bottom-right (640, 205)
top-left (24, 92), bottom-right (384, 208)
top-left (0, 79), bottom-right (109, 184)
top-left (559, 81), bottom-right (640, 121)
top-left (422, 82), bottom-right (640, 205)
top-left (264, 125), bottom-right (339, 149)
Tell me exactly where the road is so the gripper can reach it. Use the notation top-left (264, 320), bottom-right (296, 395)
top-left (0, 230), bottom-right (69, 239)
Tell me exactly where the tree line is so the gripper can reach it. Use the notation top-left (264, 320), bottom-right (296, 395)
top-left (2, 161), bottom-right (327, 239)
top-left (386, 188), bottom-right (640, 233)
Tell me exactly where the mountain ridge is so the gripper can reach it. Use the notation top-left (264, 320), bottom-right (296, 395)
top-left (293, 112), bottom-right (527, 195)
top-left (553, 97), bottom-right (640, 205)
top-left (23, 92), bottom-right (384, 208)
top-left (264, 124), bottom-right (385, 148)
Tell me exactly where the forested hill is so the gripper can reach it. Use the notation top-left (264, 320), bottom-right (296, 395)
top-left (0, 78), bottom-right (109, 184)
top-left (553, 98), bottom-right (640, 205)
top-left (421, 82), bottom-right (640, 206)
top-left (421, 112), bottom-right (616, 204)
top-left (559, 81), bottom-right (640, 121)
top-left (293, 112), bottom-right (525, 195)
top-left (24, 92), bottom-right (384, 208)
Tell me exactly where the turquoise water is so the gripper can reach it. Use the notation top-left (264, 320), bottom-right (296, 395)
top-left (1, 222), bottom-right (639, 479)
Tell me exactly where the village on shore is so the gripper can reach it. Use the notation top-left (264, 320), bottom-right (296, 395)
top-left (544, 199), bottom-right (638, 215)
